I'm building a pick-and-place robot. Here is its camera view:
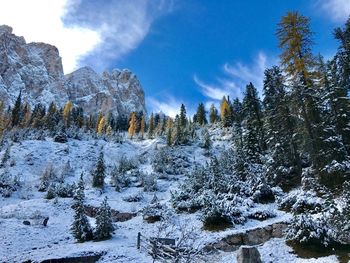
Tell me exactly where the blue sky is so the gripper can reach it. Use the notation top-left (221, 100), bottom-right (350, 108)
top-left (0, 0), bottom-right (349, 116)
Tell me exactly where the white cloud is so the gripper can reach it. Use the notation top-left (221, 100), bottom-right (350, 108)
top-left (193, 75), bottom-right (230, 101)
top-left (0, 0), bottom-right (100, 73)
top-left (65, 0), bottom-right (174, 72)
top-left (195, 52), bottom-right (275, 101)
top-left (147, 96), bottom-right (182, 118)
top-left (318, 0), bottom-right (350, 22)
top-left (0, 0), bottom-right (172, 74)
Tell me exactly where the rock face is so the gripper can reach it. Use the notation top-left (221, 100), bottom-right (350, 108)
top-left (0, 25), bottom-right (146, 116)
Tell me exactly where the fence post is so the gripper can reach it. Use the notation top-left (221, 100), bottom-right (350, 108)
top-left (137, 232), bottom-right (141, 250)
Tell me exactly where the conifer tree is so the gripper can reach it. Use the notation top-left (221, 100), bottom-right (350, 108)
top-left (179, 104), bottom-right (187, 128)
top-left (242, 83), bottom-right (265, 161)
top-left (195, 103), bottom-right (207, 125)
top-left (220, 96), bottom-right (232, 127)
top-left (97, 116), bottom-right (106, 135)
top-left (263, 66), bottom-right (301, 186)
top-left (209, 104), bottom-right (218, 124)
top-left (63, 101), bottom-right (73, 127)
top-left (45, 102), bottom-right (59, 131)
top-left (92, 151), bottom-right (105, 188)
top-left (128, 112), bottom-right (137, 139)
top-left (71, 174), bottom-right (93, 242)
top-left (11, 91), bottom-right (22, 127)
top-left (94, 197), bottom-right (113, 240)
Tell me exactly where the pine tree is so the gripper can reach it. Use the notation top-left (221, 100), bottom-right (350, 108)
top-left (92, 151), bottom-right (105, 188)
top-left (128, 112), bottom-right (137, 139)
top-left (263, 66), bottom-right (302, 186)
top-left (45, 102), bottom-right (59, 131)
top-left (11, 91), bottom-right (22, 127)
top-left (195, 103), bottom-right (207, 125)
top-left (71, 174), bottom-right (93, 242)
top-left (94, 197), bottom-right (114, 240)
top-left (242, 83), bottom-right (265, 162)
top-left (209, 104), bottom-right (218, 124)
top-left (179, 104), bottom-right (187, 128)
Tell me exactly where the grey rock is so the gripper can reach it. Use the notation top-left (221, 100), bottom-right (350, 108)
top-left (237, 246), bottom-right (262, 263)
top-left (0, 25), bottom-right (146, 117)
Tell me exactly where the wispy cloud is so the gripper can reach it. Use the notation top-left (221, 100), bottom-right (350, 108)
top-left (65, 0), bottom-right (174, 72)
top-left (195, 52), bottom-right (275, 101)
top-left (317, 0), bottom-right (350, 22)
top-left (147, 96), bottom-right (182, 118)
top-left (0, 0), bottom-right (173, 74)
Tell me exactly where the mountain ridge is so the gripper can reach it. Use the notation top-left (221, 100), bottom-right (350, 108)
top-left (0, 25), bottom-right (146, 117)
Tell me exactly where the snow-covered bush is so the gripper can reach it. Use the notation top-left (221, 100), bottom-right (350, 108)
top-left (142, 195), bottom-right (171, 223)
top-left (278, 190), bottom-right (324, 214)
top-left (45, 182), bottom-right (76, 199)
top-left (141, 173), bottom-right (158, 192)
top-left (152, 148), bottom-right (190, 175)
top-left (123, 191), bottom-right (143, 202)
top-left (286, 213), bottom-right (336, 247)
top-left (38, 163), bottom-right (57, 192)
top-left (248, 209), bottom-right (276, 221)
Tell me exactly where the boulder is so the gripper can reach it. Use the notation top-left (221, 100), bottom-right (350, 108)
top-left (237, 246), bottom-right (262, 263)
top-left (242, 226), bottom-right (272, 245)
top-left (54, 133), bottom-right (68, 143)
top-left (23, 220), bottom-right (31, 225)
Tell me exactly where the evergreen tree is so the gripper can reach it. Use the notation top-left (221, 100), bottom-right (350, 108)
top-left (94, 197), bottom-right (114, 240)
top-left (209, 104), bottom-right (218, 124)
top-left (45, 102), bottom-right (59, 131)
top-left (242, 83), bottom-right (265, 161)
top-left (71, 174), bottom-right (93, 242)
top-left (11, 91), bottom-right (22, 127)
top-left (179, 104), bottom-right (187, 128)
top-left (263, 66), bottom-right (301, 187)
top-left (92, 151), bottom-right (105, 188)
top-left (195, 103), bottom-right (207, 125)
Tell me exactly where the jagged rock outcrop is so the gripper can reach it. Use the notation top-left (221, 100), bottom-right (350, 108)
top-left (0, 25), bottom-right (146, 116)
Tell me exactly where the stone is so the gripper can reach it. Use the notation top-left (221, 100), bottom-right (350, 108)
top-left (224, 233), bottom-right (243, 246)
top-left (272, 223), bottom-right (288, 238)
top-left (236, 246), bottom-right (262, 263)
top-left (242, 226), bottom-right (272, 245)
top-left (23, 220), bottom-right (30, 225)
top-left (54, 133), bottom-right (68, 143)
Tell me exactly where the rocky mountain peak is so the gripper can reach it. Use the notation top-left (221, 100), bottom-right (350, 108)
top-left (0, 25), bottom-right (146, 117)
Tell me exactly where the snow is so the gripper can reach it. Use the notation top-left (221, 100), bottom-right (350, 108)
top-left (0, 133), bottom-right (340, 262)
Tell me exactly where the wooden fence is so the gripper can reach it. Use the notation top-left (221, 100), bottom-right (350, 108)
top-left (136, 232), bottom-right (201, 262)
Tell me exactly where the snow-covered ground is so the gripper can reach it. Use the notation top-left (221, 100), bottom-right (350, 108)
top-left (0, 135), bottom-right (340, 262)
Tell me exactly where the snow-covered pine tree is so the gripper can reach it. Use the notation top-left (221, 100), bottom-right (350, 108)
top-left (195, 102), bottom-right (207, 125)
top-left (94, 197), bottom-right (114, 240)
top-left (242, 83), bottom-right (265, 162)
top-left (92, 151), bottom-right (105, 188)
top-left (11, 91), bottom-right (22, 127)
top-left (209, 104), bottom-right (218, 124)
top-left (263, 66), bottom-right (301, 187)
top-left (71, 174), bottom-right (93, 242)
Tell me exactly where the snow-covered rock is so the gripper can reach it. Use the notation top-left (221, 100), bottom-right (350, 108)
top-left (0, 25), bottom-right (146, 116)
